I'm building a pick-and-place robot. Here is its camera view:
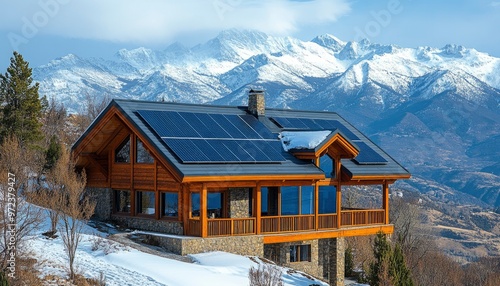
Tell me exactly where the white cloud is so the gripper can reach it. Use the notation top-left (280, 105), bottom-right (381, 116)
top-left (0, 0), bottom-right (350, 44)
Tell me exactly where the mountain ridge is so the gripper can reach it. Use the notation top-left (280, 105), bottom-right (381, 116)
top-left (32, 29), bottom-right (500, 208)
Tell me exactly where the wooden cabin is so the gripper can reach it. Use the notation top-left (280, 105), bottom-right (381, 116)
top-left (72, 90), bottom-right (410, 285)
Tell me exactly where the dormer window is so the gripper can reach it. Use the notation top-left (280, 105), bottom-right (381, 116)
top-left (136, 138), bottom-right (154, 163)
top-left (319, 154), bottom-right (335, 178)
top-left (115, 136), bottom-right (131, 163)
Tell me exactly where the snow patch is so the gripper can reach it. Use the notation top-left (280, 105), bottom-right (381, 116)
top-left (280, 131), bottom-right (331, 151)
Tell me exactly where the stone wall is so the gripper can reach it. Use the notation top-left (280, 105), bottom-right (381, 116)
top-left (88, 188), bottom-right (113, 220)
top-left (264, 240), bottom-right (323, 279)
top-left (227, 188), bottom-right (250, 218)
top-left (112, 215), bottom-right (183, 235)
top-left (143, 234), bottom-right (264, 257)
top-left (319, 237), bottom-right (345, 286)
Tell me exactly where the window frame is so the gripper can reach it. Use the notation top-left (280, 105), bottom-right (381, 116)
top-left (136, 190), bottom-right (156, 216)
top-left (114, 136), bottom-right (131, 164)
top-left (136, 137), bottom-right (154, 164)
top-left (114, 189), bottom-right (131, 214)
top-left (161, 191), bottom-right (179, 219)
top-left (290, 244), bottom-right (311, 263)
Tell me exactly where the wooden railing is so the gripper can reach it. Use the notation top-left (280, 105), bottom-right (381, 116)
top-left (261, 215), bottom-right (315, 234)
top-left (187, 209), bottom-right (385, 237)
top-left (318, 214), bottom-right (338, 229)
top-left (207, 218), bottom-right (256, 236)
top-left (187, 219), bottom-right (201, 236)
top-left (341, 209), bottom-right (385, 226)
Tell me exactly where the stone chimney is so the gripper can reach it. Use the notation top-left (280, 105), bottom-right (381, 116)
top-left (248, 89), bottom-right (265, 117)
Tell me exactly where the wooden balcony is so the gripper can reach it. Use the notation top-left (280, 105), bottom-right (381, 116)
top-left (185, 209), bottom-right (386, 238)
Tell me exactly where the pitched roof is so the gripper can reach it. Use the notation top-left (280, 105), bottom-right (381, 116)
top-left (72, 99), bottom-right (410, 182)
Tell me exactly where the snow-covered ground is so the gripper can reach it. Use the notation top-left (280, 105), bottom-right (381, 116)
top-left (25, 219), bottom-right (328, 286)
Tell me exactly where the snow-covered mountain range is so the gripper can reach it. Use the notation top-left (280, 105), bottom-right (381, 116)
top-left (33, 29), bottom-right (500, 208)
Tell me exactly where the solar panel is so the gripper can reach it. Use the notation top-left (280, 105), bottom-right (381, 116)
top-left (352, 141), bottom-right (388, 165)
top-left (271, 117), bottom-right (360, 140)
top-left (163, 138), bottom-right (286, 163)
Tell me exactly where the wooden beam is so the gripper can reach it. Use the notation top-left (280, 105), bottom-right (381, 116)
top-left (383, 181), bottom-right (389, 224)
top-left (84, 154), bottom-right (108, 180)
top-left (335, 155), bottom-right (342, 228)
top-left (200, 183), bottom-right (208, 238)
top-left (255, 183), bottom-right (261, 235)
top-left (96, 124), bottom-right (124, 156)
top-left (182, 174), bottom-right (324, 183)
top-left (182, 184), bottom-right (190, 235)
top-left (314, 182), bottom-right (319, 231)
top-left (263, 225), bottom-right (394, 244)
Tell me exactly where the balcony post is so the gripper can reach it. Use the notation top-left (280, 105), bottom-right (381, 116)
top-left (335, 155), bottom-right (342, 228)
top-left (201, 183), bottom-right (208, 238)
top-left (255, 183), bottom-right (261, 234)
top-left (383, 181), bottom-right (389, 224)
top-left (314, 182), bottom-right (319, 230)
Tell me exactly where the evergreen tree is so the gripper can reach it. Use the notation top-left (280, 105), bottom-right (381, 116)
top-left (368, 232), bottom-right (414, 286)
top-left (0, 51), bottom-right (45, 145)
top-left (345, 244), bottom-right (355, 277)
top-left (44, 135), bottom-right (62, 171)
top-left (369, 232), bottom-right (392, 286)
top-left (389, 244), bottom-right (414, 286)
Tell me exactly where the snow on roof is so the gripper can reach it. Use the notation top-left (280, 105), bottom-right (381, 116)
top-left (280, 130), bottom-right (332, 151)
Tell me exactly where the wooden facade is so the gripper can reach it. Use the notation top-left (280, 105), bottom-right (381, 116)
top-left (74, 105), bottom-right (409, 243)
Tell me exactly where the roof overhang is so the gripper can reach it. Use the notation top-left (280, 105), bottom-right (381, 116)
top-left (289, 131), bottom-right (359, 160)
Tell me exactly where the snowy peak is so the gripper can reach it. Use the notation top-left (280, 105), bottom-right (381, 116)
top-left (311, 34), bottom-right (346, 52)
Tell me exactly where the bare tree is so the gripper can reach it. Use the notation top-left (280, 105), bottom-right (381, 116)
top-left (0, 136), bottom-right (44, 270)
top-left (67, 93), bottom-right (111, 145)
top-left (249, 263), bottom-right (284, 286)
top-left (45, 148), bottom-right (95, 281)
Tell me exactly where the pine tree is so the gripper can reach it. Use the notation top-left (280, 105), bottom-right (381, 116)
top-left (0, 51), bottom-right (45, 145)
top-left (44, 135), bottom-right (61, 171)
top-left (368, 232), bottom-right (414, 286)
top-left (369, 232), bottom-right (392, 286)
top-left (389, 244), bottom-right (414, 286)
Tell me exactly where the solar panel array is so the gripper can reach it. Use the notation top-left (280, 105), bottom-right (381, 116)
top-left (271, 117), bottom-right (360, 141)
top-left (352, 142), bottom-right (388, 165)
top-left (271, 116), bottom-right (388, 165)
top-left (137, 110), bottom-right (286, 164)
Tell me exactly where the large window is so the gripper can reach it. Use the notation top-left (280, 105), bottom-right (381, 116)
top-left (319, 186), bottom-right (336, 214)
top-left (261, 187), bottom-right (279, 216)
top-left (281, 186), bottom-right (299, 215)
top-left (319, 154), bottom-right (334, 178)
top-left (136, 191), bottom-right (155, 215)
top-left (161, 192), bottom-right (178, 218)
top-left (191, 192), bottom-right (200, 217)
top-left (208, 192), bottom-right (223, 218)
top-left (301, 186), bottom-right (314, 215)
top-left (115, 137), bottom-right (131, 163)
top-left (136, 138), bottom-right (154, 163)
top-left (114, 190), bottom-right (131, 213)
top-left (290, 245), bottom-right (311, 262)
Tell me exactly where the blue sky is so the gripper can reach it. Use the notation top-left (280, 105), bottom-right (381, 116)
top-left (0, 0), bottom-right (499, 70)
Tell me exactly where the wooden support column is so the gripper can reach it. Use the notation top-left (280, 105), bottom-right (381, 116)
top-left (335, 155), bottom-right (342, 228)
top-left (201, 183), bottom-right (208, 238)
top-left (314, 182), bottom-right (319, 230)
top-left (182, 185), bottom-right (189, 235)
top-left (383, 181), bottom-right (389, 224)
top-left (255, 183), bottom-right (261, 234)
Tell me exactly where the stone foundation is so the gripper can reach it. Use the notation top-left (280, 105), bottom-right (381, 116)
top-left (143, 233), bottom-right (264, 257)
top-left (88, 188), bottom-right (113, 220)
top-left (264, 240), bottom-right (322, 279)
top-left (112, 215), bottom-right (183, 235)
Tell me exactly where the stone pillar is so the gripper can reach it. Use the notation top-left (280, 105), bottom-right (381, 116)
top-left (329, 237), bottom-right (345, 286)
top-left (228, 188), bottom-right (250, 218)
top-left (88, 188), bottom-right (113, 220)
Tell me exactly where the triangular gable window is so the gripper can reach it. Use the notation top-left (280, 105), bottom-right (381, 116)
top-left (136, 138), bottom-right (154, 164)
top-left (115, 136), bottom-right (131, 163)
top-left (319, 154), bottom-right (334, 178)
